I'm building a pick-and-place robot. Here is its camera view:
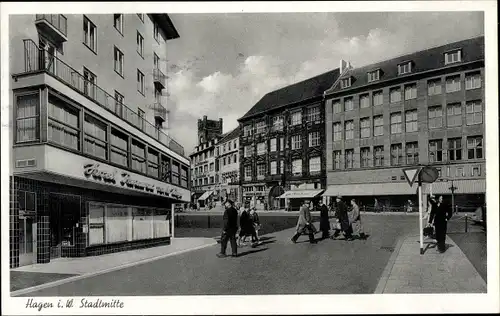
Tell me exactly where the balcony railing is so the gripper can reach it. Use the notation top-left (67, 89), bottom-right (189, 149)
top-left (19, 39), bottom-right (185, 156)
top-left (153, 68), bottom-right (166, 90)
top-left (35, 14), bottom-right (67, 40)
top-left (152, 102), bottom-right (167, 122)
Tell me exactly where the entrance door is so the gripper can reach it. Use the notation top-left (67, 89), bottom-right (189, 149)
top-left (39, 37), bottom-right (56, 74)
top-left (19, 212), bottom-right (36, 266)
top-left (49, 193), bottom-right (81, 259)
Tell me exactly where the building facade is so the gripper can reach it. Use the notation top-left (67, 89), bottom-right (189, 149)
top-left (323, 36), bottom-right (485, 212)
top-left (238, 69), bottom-right (340, 211)
top-left (9, 14), bottom-right (191, 268)
top-left (197, 115), bottom-right (223, 145)
top-left (216, 126), bottom-right (241, 204)
top-left (190, 136), bottom-right (221, 208)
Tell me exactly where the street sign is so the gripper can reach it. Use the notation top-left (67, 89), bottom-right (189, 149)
top-left (420, 166), bottom-right (439, 183)
top-left (403, 167), bottom-right (422, 187)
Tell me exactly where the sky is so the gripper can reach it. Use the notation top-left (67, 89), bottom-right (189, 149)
top-left (164, 12), bottom-right (484, 154)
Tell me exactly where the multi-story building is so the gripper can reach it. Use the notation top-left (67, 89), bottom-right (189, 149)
top-left (190, 136), bottom-right (221, 208)
top-left (238, 69), bottom-right (340, 211)
top-left (323, 36), bottom-right (485, 212)
top-left (9, 13), bottom-right (191, 268)
top-left (197, 115), bottom-right (223, 145)
top-left (216, 126), bottom-right (241, 204)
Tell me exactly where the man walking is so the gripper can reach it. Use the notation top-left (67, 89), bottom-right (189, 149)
top-left (349, 199), bottom-right (366, 240)
top-left (291, 200), bottom-right (317, 244)
top-left (428, 195), bottom-right (452, 253)
top-left (217, 199), bottom-right (239, 258)
top-left (331, 195), bottom-right (353, 241)
top-left (318, 199), bottom-right (331, 239)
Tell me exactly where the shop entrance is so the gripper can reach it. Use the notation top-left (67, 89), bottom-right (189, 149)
top-left (19, 211), bottom-right (36, 266)
top-left (49, 193), bottom-right (81, 259)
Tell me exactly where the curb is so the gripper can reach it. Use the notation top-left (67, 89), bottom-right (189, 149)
top-left (11, 241), bottom-right (217, 297)
top-left (374, 236), bottom-right (406, 294)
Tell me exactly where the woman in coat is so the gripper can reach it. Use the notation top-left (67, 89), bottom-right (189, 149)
top-left (291, 200), bottom-right (317, 244)
top-left (249, 207), bottom-right (261, 242)
top-left (238, 202), bottom-right (257, 246)
top-left (349, 199), bottom-right (366, 240)
top-left (428, 195), bottom-right (452, 253)
top-left (318, 200), bottom-right (331, 239)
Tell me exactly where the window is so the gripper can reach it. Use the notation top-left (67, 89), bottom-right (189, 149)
top-left (280, 137), bottom-right (285, 151)
top-left (233, 154), bottom-right (237, 163)
top-left (333, 100), bottom-right (342, 114)
top-left (309, 131), bottom-right (320, 147)
top-left (291, 135), bottom-right (301, 150)
top-left (398, 62), bottom-right (412, 75)
top-left (244, 166), bottom-right (252, 179)
top-left (114, 46), bottom-right (124, 76)
top-left (360, 147), bottom-right (370, 167)
top-left (406, 142), bottom-right (419, 165)
top-left (48, 96), bottom-right (80, 150)
top-left (360, 117), bottom-right (370, 138)
top-left (84, 114), bottom-right (107, 160)
top-left (137, 70), bottom-right (145, 95)
top-left (83, 67), bottom-right (96, 99)
top-left (309, 157), bottom-right (321, 173)
top-left (332, 122), bottom-right (342, 141)
top-left (465, 72), bottom-right (481, 90)
top-left (88, 204), bottom-right (105, 245)
top-left (373, 91), bottom-right (383, 106)
top-left (279, 160), bottom-right (284, 174)
top-left (345, 149), bottom-right (354, 169)
top-left (472, 166), bottom-right (481, 177)
top-left (222, 157), bottom-right (226, 166)
top-left (467, 136), bottom-right (483, 159)
top-left (333, 151), bottom-right (341, 170)
top-left (270, 138), bottom-right (277, 152)
top-left (446, 76), bottom-right (461, 93)
top-left (272, 116), bottom-right (284, 131)
top-left (270, 161), bottom-right (277, 175)
top-left (445, 49), bottom-right (461, 65)
top-left (447, 103), bottom-right (462, 127)
top-left (391, 144), bottom-right (403, 166)
top-left (360, 94), bottom-right (370, 108)
top-left (466, 100), bottom-right (483, 125)
top-left (373, 115), bottom-right (384, 137)
top-left (390, 113), bottom-right (402, 134)
top-left (83, 16), bottom-right (97, 52)
top-left (244, 145), bottom-right (253, 157)
top-left (405, 110), bottom-right (418, 133)
top-left (243, 125), bottom-right (253, 137)
top-left (137, 32), bottom-right (144, 57)
top-left (456, 167), bottom-right (464, 177)
top-left (153, 21), bottom-right (160, 42)
top-left (171, 161), bottom-right (180, 185)
top-left (113, 14), bottom-right (123, 34)
top-left (110, 128), bottom-right (128, 167)
top-left (390, 87), bottom-right (401, 103)
top-left (257, 142), bottom-right (266, 155)
top-left (428, 107), bottom-right (443, 129)
top-left (257, 164), bottom-right (266, 179)
top-left (256, 121), bottom-right (266, 134)
top-left (114, 91), bottom-right (124, 117)
top-left (428, 79), bottom-right (442, 96)
top-left (16, 93), bottom-right (40, 142)
top-left (181, 166), bottom-right (188, 187)
top-left (292, 159), bottom-right (302, 175)
top-left (368, 70), bottom-right (380, 82)
top-left (307, 106), bottom-right (320, 122)
top-left (148, 149), bottom-right (160, 178)
top-left (131, 139), bottom-right (146, 173)
top-left (404, 84), bottom-right (417, 100)
top-left (429, 140), bottom-right (443, 163)
top-left (209, 162), bottom-right (214, 171)
top-left (448, 138), bottom-right (462, 161)
top-left (291, 111), bottom-right (302, 126)
top-left (344, 97), bottom-right (354, 111)
top-left (340, 77), bottom-right (352, 89)
top-left (137, 13), bottom-right (144, 21)
top-left (343, 120), bottom-right (354, 140)
top-left (374, 146), bottom-right (384, 167)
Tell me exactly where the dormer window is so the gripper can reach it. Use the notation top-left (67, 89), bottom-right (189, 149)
top-left (398, 62), bottom-right (412, 75)
top-left (445, 49), bottom-right (462, 65)
top-left (367, 70), bottom-right (380, 82)
top-left (340, 77), bottom-right (352, 89)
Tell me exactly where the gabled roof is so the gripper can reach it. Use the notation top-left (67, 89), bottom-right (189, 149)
top-left (238, 68), bottom-right (341, 122)
top-left (325, 36), bottom-right (484, 95)
top-left (219, 126), bottom-right (241, 143)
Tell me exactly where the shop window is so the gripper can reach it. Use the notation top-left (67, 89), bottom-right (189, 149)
top-left (88, 204), bottom-right (105, 245)
top-left (105, 205), bottom-right (130, 243)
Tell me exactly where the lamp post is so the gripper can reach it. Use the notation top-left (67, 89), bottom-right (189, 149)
top-left (449, 180), bottom-right (458, 213)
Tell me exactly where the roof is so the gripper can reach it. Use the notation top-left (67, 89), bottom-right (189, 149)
top-left (239, 68), bottom-right (341, 122)
top-left (219, 126), bottom-right (241, 143)
top-left (150, 14), bottom-right (180, 40)
top-left (325, 36), bottom-right (484, 95)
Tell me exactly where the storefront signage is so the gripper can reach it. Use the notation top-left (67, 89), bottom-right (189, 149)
top-left (83, 163), bottom-right (183, 200)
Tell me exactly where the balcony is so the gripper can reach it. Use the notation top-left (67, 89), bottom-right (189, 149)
top-left (153, 68), bottom-right (166, 90)
top-left (153, 102), bottom-right (167, 123)
top-left (35, 14), bottom-right (68, 43)
top-left (17, 39), bottom-right (185, 157)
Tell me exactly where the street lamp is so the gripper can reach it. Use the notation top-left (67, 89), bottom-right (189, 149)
top-left (449, 180), bottom-right (458, 213)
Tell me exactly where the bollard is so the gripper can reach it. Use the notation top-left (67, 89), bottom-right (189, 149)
top-left (465, 214), bottom-right (468, 233)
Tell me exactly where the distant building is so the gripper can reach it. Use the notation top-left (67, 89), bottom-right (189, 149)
top-left (216, 126), bottom-right (241, 204)
top-left (190, 136), bottom-right (221, 208)
top-left (197, 115), bottom-right (223, 145)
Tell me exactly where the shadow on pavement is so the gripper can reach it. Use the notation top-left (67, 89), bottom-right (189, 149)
top-left (238, 247), bottom-right (269, 257)
top-left (10, 271), bottom-right (77, 292)
top-left (423, 242), bottom-right (454, 254)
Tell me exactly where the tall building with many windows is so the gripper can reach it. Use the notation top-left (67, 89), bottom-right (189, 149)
top-left (190, 136), bottom-right (221, 208)
top-left (216, 126), bottom-right (241, 204)
top-left (9, 14), bottom-right (190, 268)
top-left (323, 36), bottom-right (485, 212)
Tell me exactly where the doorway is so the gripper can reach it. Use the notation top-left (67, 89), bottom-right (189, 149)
top-left (18, 191), bottom-right (37, 266)
top-left (39, 37), bottom-right (56, 74)
top-left (49, 193), bottom-right (81, 259)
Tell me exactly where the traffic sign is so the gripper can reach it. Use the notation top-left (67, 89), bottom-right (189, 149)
top-left (403, 167), bottom-right (422, 187)
top-left (420, 166), bottom-right (439, 183)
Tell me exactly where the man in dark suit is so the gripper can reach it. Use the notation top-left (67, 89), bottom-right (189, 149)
top-left (331, 195), bottom-right (353, 241)
top-left (217, 199), bottom-right (239, 258)
top-left (428, 195), bottom-right (453, 253)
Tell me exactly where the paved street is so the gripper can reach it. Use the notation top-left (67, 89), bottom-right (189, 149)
top-left (17, 215), bottom-right (417, 296)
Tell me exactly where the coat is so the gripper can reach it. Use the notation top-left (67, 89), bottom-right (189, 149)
top-left (336, 200), bottom-right (350, 231)
top-left (223, 206), bottom-right (239, 235)
top-left (239, 209), bottom-right (255, 236)
top-left (296, 205), bottom-right (317, 234)
top-left (319, 204), bottom-right (331, 232)
top-left (348, 204), bottom-right (364, 235)
top-left (429, 200), bottom-right (452, 227)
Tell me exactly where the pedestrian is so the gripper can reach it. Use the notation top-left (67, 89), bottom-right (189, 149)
top-left (249, 207), bottom-right (261, 243)
top-left (291, 200), bottom-right (317, 244)
top-left (427, 195), bottom-right (452, 253)
top-left (217, 199), bottom-right (239, 258)
top-left (238, 201), bottom-right (257, 246)
top-left (349, 199), bottom-right (367, 240)
top-left (318, 199), bottom-right (331, 239)
top-left (331, 195), bottom-right (353, 241)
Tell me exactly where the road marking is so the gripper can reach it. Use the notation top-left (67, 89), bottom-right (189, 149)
top-left (374, 237), bottom-right (405, 294)
top-left (11, 242), bottom-right (217, 297)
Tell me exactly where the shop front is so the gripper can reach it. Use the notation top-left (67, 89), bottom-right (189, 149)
top-left (279, 189), bottom-right (324, 212)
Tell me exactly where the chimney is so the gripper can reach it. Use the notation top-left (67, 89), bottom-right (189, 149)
top-left (340, 59), bottom-right (347, 74)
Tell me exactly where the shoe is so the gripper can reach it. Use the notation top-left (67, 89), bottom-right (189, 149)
top-left (216, 253), bottom-right (227, 258)
top-left (291, 238), bottom-right (297, 244)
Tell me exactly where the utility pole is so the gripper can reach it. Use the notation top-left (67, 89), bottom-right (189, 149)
top-left (449, 180), bottom-right (457, 213)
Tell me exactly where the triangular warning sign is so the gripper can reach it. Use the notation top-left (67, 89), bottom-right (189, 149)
top-left (403, 167), bottom-right (422, 187)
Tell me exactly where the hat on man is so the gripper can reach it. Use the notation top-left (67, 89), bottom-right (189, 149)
top-left (336, 195), bottom-right (342, 199)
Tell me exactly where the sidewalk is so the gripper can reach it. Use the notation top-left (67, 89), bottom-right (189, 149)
top-left (375, 235), bottom-right (487, 293)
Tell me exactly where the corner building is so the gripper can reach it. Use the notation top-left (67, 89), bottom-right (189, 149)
top-left (9, 14), bottom-right (191, 268)
top-left (216, 126), bottom-right (241, 204)
top-left (323, 37), bottom-right (485, 212)
top-left (238, 69), bottom-right (340, 211)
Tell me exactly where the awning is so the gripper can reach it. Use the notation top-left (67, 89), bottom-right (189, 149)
top-left (279, 189), bottom-right (324, 199)
top-left (422, 179), bottom-right (486, 195)
top-left (323, 182), bottom-right (418, 196)
top-left (269, 185), bottom-right (285, 197)
top-left (198, 191), bottom-right (214, 201)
